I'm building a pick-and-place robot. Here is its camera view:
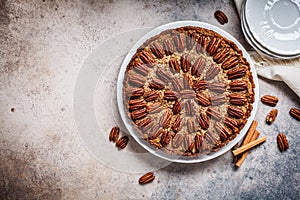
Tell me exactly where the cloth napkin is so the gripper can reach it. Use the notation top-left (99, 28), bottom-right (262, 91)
top-left (234, 0), bottom-right (300, 97)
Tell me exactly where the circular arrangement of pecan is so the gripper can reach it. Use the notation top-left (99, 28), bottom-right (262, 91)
top-left (123, 26), bottom-right (255, 157)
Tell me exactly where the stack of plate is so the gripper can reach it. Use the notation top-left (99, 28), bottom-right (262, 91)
top-left (241, 0), bottom-right (300, 59)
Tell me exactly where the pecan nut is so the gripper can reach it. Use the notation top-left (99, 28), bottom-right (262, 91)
top-left (150, 42), bottom-right (164, 58)
top-left (224, 116), bottom-right (238, 132)
top-left (181, 54), bottom-right (191, 72)
top-left (197, 113), bottom-right (210, 130)
top-left (169, 59), bottom-right (180, 74)
top-left (227, 67), bottom-right (246, 79)
top-left (196, 36), bottom-right (209, 53)
top-left (207, 38), bottom-right (221, 56)
top-left (229, 93), bottom-right (247, 105)
top-left (221, 56), bottom-right (239, 70)
top-left (180, 89), bottom-right (196, 99)
top-left (214, 10), bottom-right (228, 25)
top-left (206, 64), bottom-right (219, 80)
top-left (277, 133), bottom-right (289, 152)
top-left (227, 106), bottom-right (244, 119)
top-left (289, 107), bottom-right (300, 121)
top-left (127, 87), bottom-right (145, 99)
top-left (208, 82), bottom-right (226, 93)
top-left (156, 68), bottom-right (172, 82)
top-left (161, 130), bottom-right (172, 146)
top-left (143, 90), bottom-right (159, 102)
top-left (229, 80), bottom-right (248, 91)
top-left (211, 94), bottom-right (226, 105)
top-left (147, 102), bottom-right (163, 114)
top-left (187, 118), bottom-right (197, 133)
top-left (201, 139), bottom-right (211, 151)
top-left (172, 115), bottom-right (185, 133)
top-left (164, 90), bottom-right (179, 101)
top-left (140, 51), bottom-right (155, 64)
top-left (173, 133), bottom-right (184, 148)
top-left (149, 78), bottom-right (165, 90)
top-left (109, 126), bottom-right (119, 142)
top-left (172, 99), bottom-right (184, 114)
top-left (173, 33), bottom-right (185, 52)
top-left (191, 57), bottom-right (205, 77)
top-left (186, 32), bottom-right (198, 50)
top-left (131, 107), bottom-right (147, 120)
top-left (193, 80), bottom-right (208, 91)
top-left (159, 109), bottom-right (172, 128)
top-left (185, 100), bottom-right (195, 116)
top-left (139, 172), bottom-right (155, 185)
top-left (163, 39), bottom-right (174, 56)
top-left (141, 119), bottom-right (154, 131)
top-left (133, 61), bottom-right (150, 76)
top-left (129, 98), bottom-right (145, 105)
top-left (136, 117), bottom-right (153, 128)
top-left (115, 136), bottom-right (129, 149)
top-left (149, 125), bottom-right (162, 139)
top-left (128, 74), bottom-right (146, 87)
top-left (213, 47), bottom-right (230, 63)
top-left (195, 93), bottom-right (211, 106)
top-left (215, 122), bottom-right (232, 141)
top-left (261, 95), bottom-right (279, 107)
top-left (129, 99), bottom-right (146, 111)
top-left (171, 77), bottom-right (184, 91)
top-left (206, 107), bottom-right (222, 121)
top-left (266, 109), bottom-right (278, 125)
top-left (205, 130), bottom-right (220, 146)
top-left (195, 134), bottom-right (203, 153)
top-left (183, 74), bottom-right (193, 89)
top-left (183, 135), bottom-right (194, 152)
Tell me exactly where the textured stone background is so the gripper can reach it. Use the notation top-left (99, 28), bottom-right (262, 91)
top-left (0, 0), bottom-right (299, 199)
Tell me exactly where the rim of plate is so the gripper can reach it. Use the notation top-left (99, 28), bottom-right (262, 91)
top-left (244, 0), bottom-right (300, 56)
top-left (241, 1), bottom-right (300, 59)
top-left (117, 21), bottom-right (259, 163)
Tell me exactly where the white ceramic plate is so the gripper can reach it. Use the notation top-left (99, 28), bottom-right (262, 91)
top-left (241, 3), bottom-right (300, 59)
top-left (241, 11), bottom-right (278, 59)
top-left (244, 0), bottom-right (300, 56)
top-left (117, 21), bottom-right (259, 163)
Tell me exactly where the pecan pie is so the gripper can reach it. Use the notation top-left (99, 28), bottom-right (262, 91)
top-left (123, 26), bottom-right (255, 157)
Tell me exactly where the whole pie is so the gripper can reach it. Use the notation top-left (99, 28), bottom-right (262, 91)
top-left (123, 26), bottom-right (255, 157)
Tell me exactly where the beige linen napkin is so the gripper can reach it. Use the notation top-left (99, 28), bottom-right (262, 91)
top-left (234, 0), bottom-right (300, 97)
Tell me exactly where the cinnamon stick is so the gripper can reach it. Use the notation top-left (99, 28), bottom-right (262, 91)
top-left (241, 120), bottom-right (258, 146)
top-left (235, 130), bottom-right (260, 167)
top-left (232, 136), bottom-right (267, 157)
top-left (233, 120), bottom-right (257, 163)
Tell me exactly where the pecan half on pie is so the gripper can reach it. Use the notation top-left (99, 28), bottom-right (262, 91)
top-left (123, 26), bottom-right (255, 157)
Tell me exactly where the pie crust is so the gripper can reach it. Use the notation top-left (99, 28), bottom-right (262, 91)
top-left (122, 26), bottom-right (255, 157)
